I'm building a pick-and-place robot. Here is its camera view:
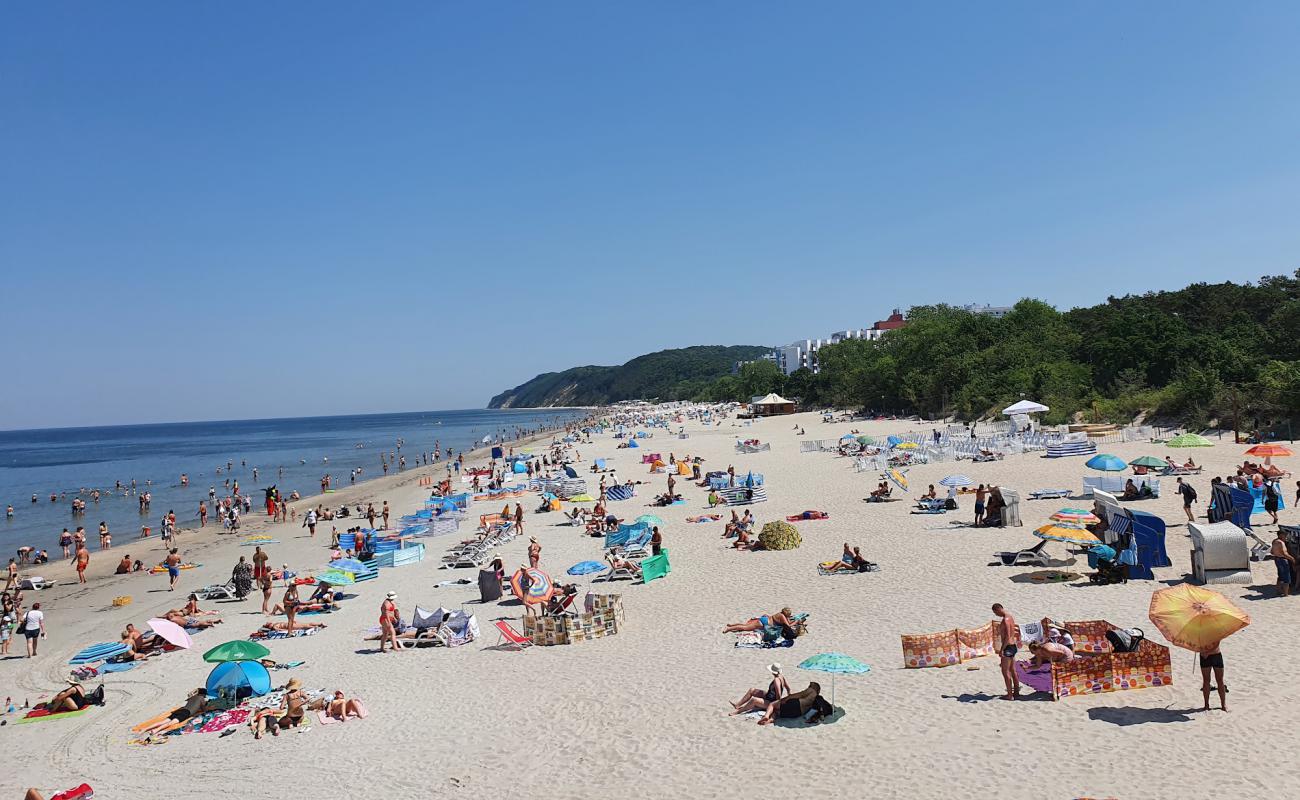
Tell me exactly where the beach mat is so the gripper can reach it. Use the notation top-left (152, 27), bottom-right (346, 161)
top-left (17, 707), bottom-right (91, 725)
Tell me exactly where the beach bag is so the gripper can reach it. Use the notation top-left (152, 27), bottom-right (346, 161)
top-left (1105, 627), bottom-right (1145, 653)
top-left (86, 684), bottom-right (106, 706)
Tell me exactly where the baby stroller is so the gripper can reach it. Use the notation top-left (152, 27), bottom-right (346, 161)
top-left (1087, 544), bottom-right (1128, 585)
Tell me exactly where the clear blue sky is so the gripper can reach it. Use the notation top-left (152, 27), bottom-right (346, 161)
top-left (3, 3), bottom-right (1298, 429)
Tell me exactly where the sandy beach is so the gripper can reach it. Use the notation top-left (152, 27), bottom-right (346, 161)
top-left (2, 409), bottom-right (1296, 800)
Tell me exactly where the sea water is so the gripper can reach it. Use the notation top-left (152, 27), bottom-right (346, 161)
top-left (0, 408), bottom-right (587, 554)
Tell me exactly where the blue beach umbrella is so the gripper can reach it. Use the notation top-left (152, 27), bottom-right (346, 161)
top-left (316, 569), bottom-right (356, 586)
top-left (886, 435), bottom-right (903, 447)
top-left (797, 652), bottom-right (871, 708)
top-left (594, 458), bottom-right (607, 469)
top-left (938, 475), bottom-right (973, 488)
top-left (567, 560), bottom-right (607, 576)
top-left (1085, 454), bottom-right (1127, 472)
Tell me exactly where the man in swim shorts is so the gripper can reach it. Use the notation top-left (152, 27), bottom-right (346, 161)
top-left (993, 603), bottom-right (1020, 700)
top-left (1270, 530), bottom-right (1295, 597)
top-left (165, 548), bottom-right (182, 591)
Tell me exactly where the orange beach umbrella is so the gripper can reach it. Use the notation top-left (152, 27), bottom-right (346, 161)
top-left (1148, 584), bottom-right (1250, 654)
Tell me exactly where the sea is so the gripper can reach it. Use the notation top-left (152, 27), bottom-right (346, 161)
top-left (0, 408), bottom-right (588, 555)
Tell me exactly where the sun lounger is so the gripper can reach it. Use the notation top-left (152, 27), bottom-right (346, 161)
top-left (1161, 465), bottom-right (1202, 476)
top-left (200, 582), bottom-right (238, 600)
top-left (1028, 489), bottom-right (1071, 500)
top-left (493, 620), bottom-right (533, 650)
top-left (593, 559), bottom-right (642, 582)
top-left (992, 540), bottom-right (1050, 567)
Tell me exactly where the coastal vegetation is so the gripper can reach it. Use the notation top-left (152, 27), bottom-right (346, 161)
top-left (487, 345), bottom-right (771, 408)
top-left (710, 273), bottom-right (1300, 428)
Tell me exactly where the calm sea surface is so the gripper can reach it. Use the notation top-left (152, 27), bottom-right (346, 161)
top-left (0, 408), bottom-right (587, 554)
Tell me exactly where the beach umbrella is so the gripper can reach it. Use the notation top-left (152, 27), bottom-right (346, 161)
top-left (146, 618), bottom-right (193, 650)
top-left (1129, 456), bottom-right (1166, 469)
top-left (1085, 454), bottom-right (1127, 472)
top-left (566, 560), bottom-right (607, 576)
top-left (895, 442), bottom-right (918, 450)
top-left (855, 435), bottom-right (874, 445)
top-left (1148, 584), bottom-right (1250, 654)
top-left (202, 640), bottom-right (271, 664)
top-left (567, 493), bottom-right (596, 503)
top-left (1245, 443), bottom-right (1292, 465)
top-left (938, 475), bottom-right (972, 488)
top-left (636, 515), bottom-right (664, 527)
top-left (885, 468), bottom-right (909, 492)
top-left (315, 569), bottom-right (356, 586)
top-left (886, 435), bottom-right (903, 447)
top-left (205, 660), bottom-right (271, 700)
top-left (797, 652), bottom-right (870, 708)
top-left (1167, 433), bottom-right (1213, 448)
top-left (509, 567), bottom-right (555, 606)
top-left (541, 492), bottom-right (558, 501)
top-left (1049, 509), bottom-right (1101, 527)
top-left (594, 458), bottom-right (606, 469)
top-left (840, 433), bottom-right (856, 441)
top-left (1033, 523), bottom-right (1102, 547)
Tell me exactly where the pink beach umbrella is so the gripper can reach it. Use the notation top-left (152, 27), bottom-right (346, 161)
top-left (147, 617), bottom-right (194, 650)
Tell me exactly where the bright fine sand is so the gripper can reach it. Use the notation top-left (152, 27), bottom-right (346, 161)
top-left (3, 411), bottom-right (1297, 799)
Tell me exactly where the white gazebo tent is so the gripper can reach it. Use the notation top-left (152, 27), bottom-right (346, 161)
top-left (1002, 399), bottom-right (1049, 433)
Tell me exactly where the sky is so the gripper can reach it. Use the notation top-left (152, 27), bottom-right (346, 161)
top-left (3, 3), bottom-right (1299, 429)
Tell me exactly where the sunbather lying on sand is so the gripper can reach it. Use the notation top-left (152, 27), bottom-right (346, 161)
top-left (164, 610), bottom-right (222, 630)
top-left (723, 608), bottom-right (797, 633)
top-left (182, 595), bottom-right (219, 616)
top-left (260, 620), bottom-right (326, 632)
top-left (324, 690), bottom-right (368, 722)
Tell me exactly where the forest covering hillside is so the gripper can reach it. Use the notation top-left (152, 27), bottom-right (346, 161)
top-left (487, 345), bottom-right (771, 408)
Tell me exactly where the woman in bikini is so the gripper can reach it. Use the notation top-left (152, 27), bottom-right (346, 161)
top-left (379, 591), bottom-right (401, 653)
top-left (723, 608), bottom-right (797, 633)
top-left (730, 663), bottom-right (789, 715)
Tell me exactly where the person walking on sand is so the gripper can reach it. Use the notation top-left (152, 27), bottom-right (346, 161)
top-left (1200, 641), bottom-right (1228, 711)
top-left (199, 501), bottom-right (208, 527)
top-left (304, 507), bottom-right (317, 538)
top-left (165, 548), bottom-right (182, 591)
top-left (514, 503), bottom-right (525, 536)
top-left (379, 592), bottom-right (401, 653)
top-left (5, 558), bottom-right (17, 591)
top-left (1176, 478), bottom-right (1197, 523)
top-left (75, 544), bottom-right (90, 584)
top-left (992, 603), bottom-right (1020, 700)
top-left (20, 601), bottom-right (45, 657)
top-left (381, 501), bottom-right (390, 530)
top-left (366, 503), bottom-right (376, 530)
top-left (260, 572), bottom-right (274, 614)
top-left (528, 537), bottom-right (541, 568)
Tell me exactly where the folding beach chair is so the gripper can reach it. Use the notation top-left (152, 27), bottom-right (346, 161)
top-left (593, 559), bottom-right (642, 582)
top-left (493, 620), bottom-right (533, 651)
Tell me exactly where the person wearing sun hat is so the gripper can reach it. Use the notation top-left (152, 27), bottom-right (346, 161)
top-left (528, 537), bottom-right (542, 568)
top-left (379, 591), bottom-right (401, 653)
top-left (728, 663), bottom-right (790, 716)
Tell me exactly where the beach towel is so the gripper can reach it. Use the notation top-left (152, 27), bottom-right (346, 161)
top-left (17, 707), bottom-right (92, 724)
top-left (733, 631), bottom-right (794, 649)
top-left (97, 661), bottom-right (139, 674)
top-left (817, 561), bottom-right (879, 576)
top-left (249, 628), bottom-right (318, 641)
top-left (199, 707), bottom-right (250, 733)
top-left (1015, 661), bottom-right (1054, 695)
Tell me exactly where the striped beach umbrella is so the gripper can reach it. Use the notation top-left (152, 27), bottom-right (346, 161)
top-left (1033, 523), bottom-right (1102, 546)
top-left (1049, 509), bottom-right (1101, 527)
top-left (509, 567), bottom-right (555, 605)
top-left (885, 468), bottom-right (909, 492)
top-left (938, 475), bottom-right (972, 488)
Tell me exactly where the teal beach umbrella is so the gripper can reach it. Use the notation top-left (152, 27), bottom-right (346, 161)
top-left (797, 652), bottom-right (871, 708)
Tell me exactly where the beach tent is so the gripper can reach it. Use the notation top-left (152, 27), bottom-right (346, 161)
top-left (1001, 400), bottom-right (1049, 415)
top-left (750, 393), bottom-right (796, 416)
top-left (206, 660), bottom-right (271, 701)
top-left (512, 461), bottom-right (528, 474)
